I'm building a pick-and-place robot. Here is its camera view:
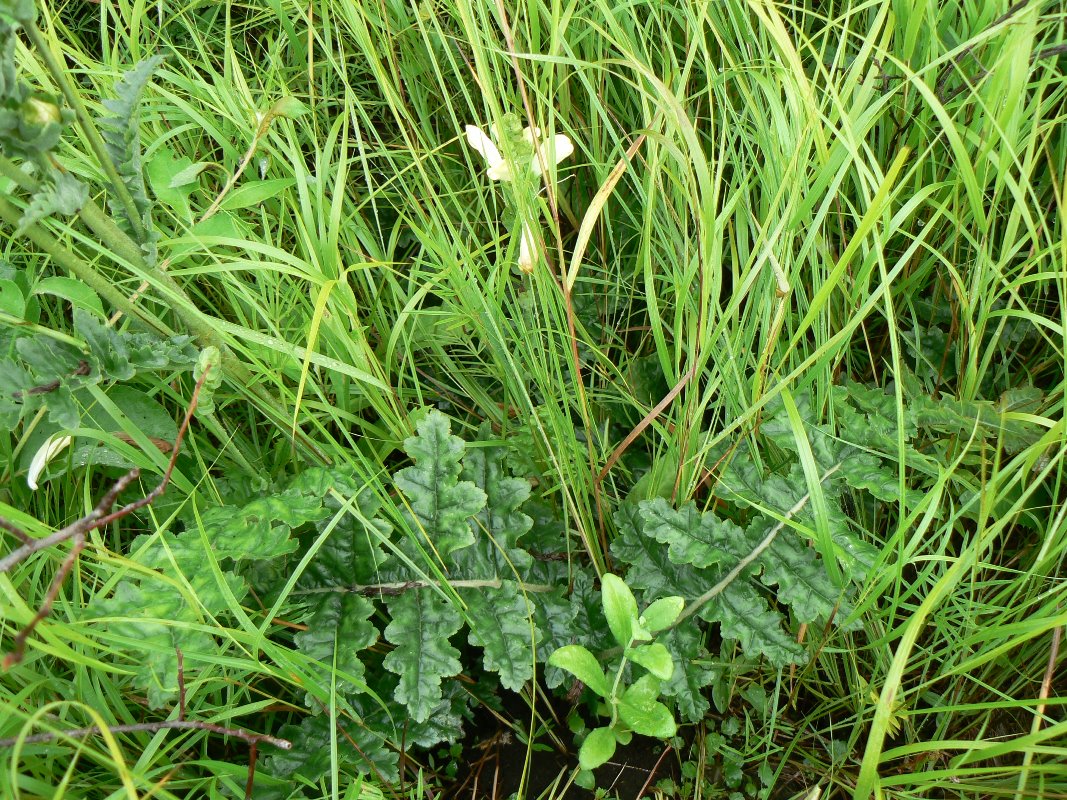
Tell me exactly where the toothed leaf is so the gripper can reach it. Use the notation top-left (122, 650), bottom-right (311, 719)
top-left (295, 593), bottom-right (378, 706)
top-left (382, 590), bottom-right (463, 722)
top-left (639, 498), bottom-right (738, 568)
top-left (394, 410), bottom-right (486, 556)
top-left (463, 580), bottom-right (539, 691)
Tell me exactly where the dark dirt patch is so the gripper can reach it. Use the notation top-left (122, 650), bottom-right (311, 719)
top-left (447, 727), bottom-right (680, 800)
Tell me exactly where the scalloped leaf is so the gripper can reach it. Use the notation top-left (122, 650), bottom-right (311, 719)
top-left (700, 582), bottom-right (805, 667)
top-left (463, 581), bottom-right (539, 691)
top-left (659, 627), bottom-right (714, 723)
top-left (760, 525), bottom-right (854, 625)
top-left (382, 590), bottom-right (463, 722)
top-left (394, 410), bottom-right (486, 556)
top-left (265, 712), bottom-right (398, 785)
top-left (460, 437), bottom-right (533, 569)
top-left (197, 490), bottom-right (323, 560)
top-left (639, 498), bottom-right (739, 568)
top-left (295, 593), bottom-right (378, 706)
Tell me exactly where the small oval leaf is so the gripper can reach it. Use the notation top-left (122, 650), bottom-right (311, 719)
top-left (547, 645), bottom-right (610, 699)
top-left (640, 596), bottom-right (684, 633)
top-left (579, 727), bottom-right (616, 771)
top-left (625, 642), bottom-right (674, 681)
top-left (601, 573), bottom-right (638, 647)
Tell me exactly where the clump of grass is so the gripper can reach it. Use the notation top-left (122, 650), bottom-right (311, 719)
top-left (1, 1), bottom-right (1066, 799)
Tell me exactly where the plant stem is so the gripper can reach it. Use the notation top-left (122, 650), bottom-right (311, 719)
top-left (24, 22), bottom-right (147, 243)
top-left (0, 195), bottom-right (171, 336)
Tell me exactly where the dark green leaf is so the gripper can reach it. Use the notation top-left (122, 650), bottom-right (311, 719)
top-left (640, 498), bottom-right (740, 568)
top-left (394, 410), bottom-right (486, 556)
top-left (295, 593), bottom-right (378, 706)
top-left (382, 590), bottom-right (463, 722)
top-left (462, 581), bottom-right (539, 691)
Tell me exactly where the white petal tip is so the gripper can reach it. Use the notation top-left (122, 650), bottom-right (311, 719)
top-left (26, 434), bottom-right (73, 491)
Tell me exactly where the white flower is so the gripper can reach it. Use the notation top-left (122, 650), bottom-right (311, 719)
top-left (518, 221), bottom-right (537, 274)
top-left (26, 434), bottom-right (72, 490)
top-left (465, 123), bottom-right (574, 182)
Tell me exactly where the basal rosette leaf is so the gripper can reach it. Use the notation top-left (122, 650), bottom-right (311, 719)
top-left (462, 580), bottom-right (539, 691)
top-left (394, 410), bottom-right (486, 556)
top-left (639, 497), bottom-right (739, 568)
top-left (90, 580), bottom-right (229, 708)
top-left (699, 581), bottom-right (805, 667)
top-left (288, 467), bottom-right (394, 588)
top-left (460, 439), bottom-right (533, 569)
top-left (197, 490), bottom-right (324, 560)
top-left (659, 627), bottom-right (714, 723)
top-left (717, 458), bottom-right (877, 582)
top-left (382, 589), bottom-right (463, 723)
top-left (759, 525), bottom-right (856, 626)
top-left (611, 505), bottom-right (707, 608)
top-left (265, 712), bottom-right (398, 786)
top-left (295, 593), bottom-right (378, 707)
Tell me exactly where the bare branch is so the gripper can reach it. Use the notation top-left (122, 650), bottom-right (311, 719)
top-left (0, 519), bottom-right (32, 546)
top-left (10, 361), bottom-right (91, 400)
top-left (0, 719), bottom-right (291, 750)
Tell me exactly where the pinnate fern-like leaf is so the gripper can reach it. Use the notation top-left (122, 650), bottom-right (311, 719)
top-left (17, 168), bottom-right (87, 232)
top-left (760, 527), bottom-right (854, 625)
top-left (462, 581), bottom-right (539, 691)
top-left (383, 589), bottom-right (463, 722)
top-left (99, 55), bottom-right (163, 260)
top-left (395, 410), bottom-right (486, 556)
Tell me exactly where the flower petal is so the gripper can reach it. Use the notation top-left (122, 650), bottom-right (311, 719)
top-left (531, 134), bottom-right (575, 175)
top-left (486, 161), bottom-right (514, 182)
top-left (465, 125), bottom-right (503, 170)
top-left (521, 126), bottom-right (542, 144)
top-left (27, 434), bottom-right (73, 491)
top-left (518, 221), bottom-right (537, 273)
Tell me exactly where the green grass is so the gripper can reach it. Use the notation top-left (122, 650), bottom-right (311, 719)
top-left (2, 0), bottom-right (1066, 798)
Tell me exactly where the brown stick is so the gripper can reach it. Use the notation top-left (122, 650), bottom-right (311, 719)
top-left (0, 720), bottom-right (292, 750)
